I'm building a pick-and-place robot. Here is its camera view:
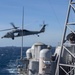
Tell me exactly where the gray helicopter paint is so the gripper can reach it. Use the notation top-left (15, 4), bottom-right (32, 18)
top-left (1, 25), bottom-right (46, 39)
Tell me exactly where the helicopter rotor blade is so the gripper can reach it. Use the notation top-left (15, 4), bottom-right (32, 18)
top-left (0, 28), bottom-right (15, 32)
top-left (10, 22), bottom-right (19, 29)
top-left (0, 23), bottom-right (19, 32)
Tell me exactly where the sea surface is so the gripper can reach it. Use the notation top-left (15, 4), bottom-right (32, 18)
top-left (0, 47), bottom-right (55, 75)
top-left (0, 47), bottom-right (29, 75)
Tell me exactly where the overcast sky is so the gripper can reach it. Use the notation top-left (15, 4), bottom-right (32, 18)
top-left (0, 0), bottom-right (69, 47)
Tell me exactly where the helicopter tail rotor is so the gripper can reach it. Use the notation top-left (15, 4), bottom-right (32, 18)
top-left (40, 21), bottom-right (47, 32)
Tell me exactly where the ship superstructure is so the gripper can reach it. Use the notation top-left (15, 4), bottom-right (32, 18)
top-left (17, 42), bottom-right (52, 75)
top-left (17, 0), bottom-right (75, 75)
top-left (50, 0), bottom-right (75, 75)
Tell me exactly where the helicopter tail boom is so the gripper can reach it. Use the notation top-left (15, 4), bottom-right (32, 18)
top-left (40, 25), bottom-right (46, 32)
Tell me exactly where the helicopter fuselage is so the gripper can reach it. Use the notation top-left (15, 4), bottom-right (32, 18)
top-left (1, 25), bottom-right (46, 40)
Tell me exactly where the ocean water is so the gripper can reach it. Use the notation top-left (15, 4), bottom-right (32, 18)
top-left (0, 47), bottom-right (55, 75)
top-left (0, 47), bottom-right (29, 75)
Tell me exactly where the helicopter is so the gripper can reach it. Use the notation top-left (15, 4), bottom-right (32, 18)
top-left (0, 22), bottom-right (47, 40)
top-left (0, 7), bottom-right (47, 40)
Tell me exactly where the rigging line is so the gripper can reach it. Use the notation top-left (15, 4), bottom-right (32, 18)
top-left (48, 0), bottom-right (63, 31)
top-left (70, 7), bottom-right (75, 29)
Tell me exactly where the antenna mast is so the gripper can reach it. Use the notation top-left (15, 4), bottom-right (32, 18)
top-left (21, 7), bottom-right (24, 59)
